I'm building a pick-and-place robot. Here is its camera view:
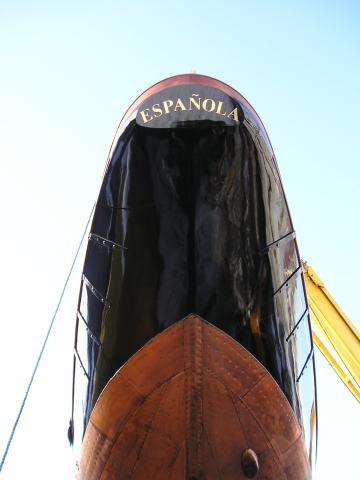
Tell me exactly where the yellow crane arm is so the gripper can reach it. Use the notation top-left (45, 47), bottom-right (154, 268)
top-left (303, 263), bottom-right (360, 403)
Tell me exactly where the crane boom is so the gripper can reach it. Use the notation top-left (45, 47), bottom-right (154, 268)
top-left (303, 263), bottom-right (360, 402)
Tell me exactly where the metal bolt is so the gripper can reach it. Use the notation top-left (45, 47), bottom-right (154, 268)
top-left (241, 448), bottom-right (259, 478)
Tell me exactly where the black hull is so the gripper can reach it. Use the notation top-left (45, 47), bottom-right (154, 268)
top-left (70, 74), bottom-right (317, 469)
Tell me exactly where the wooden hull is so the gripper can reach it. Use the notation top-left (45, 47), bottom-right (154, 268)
top-left (79, 315), bottom-right (310, 479)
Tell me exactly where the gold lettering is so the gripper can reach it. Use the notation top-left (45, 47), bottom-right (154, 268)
top-left (216, 101), bottom-right (227, 116)
top-left (140, 108), bottom-right (153, 123)
top-left (189, 94), bottom-right (201, 110)
top-left (141, 98), bottom-right (239, 124)
top-left (202, 98), bottom-right (216, 112)
top-left (174, 98), bottom-right (186, 111)
top-left (152, 103), bottom-right (163, 118)
top-left (162, 99), bottom-right (174, 114)
top-left (227, 107), bottom-right (239, 122)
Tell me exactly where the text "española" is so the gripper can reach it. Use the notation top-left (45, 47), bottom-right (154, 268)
top-left (139, 94), bottom-right (241, 124)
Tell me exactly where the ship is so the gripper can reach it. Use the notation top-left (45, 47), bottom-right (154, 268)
top-left (69, 74), bottom-right (318, 479)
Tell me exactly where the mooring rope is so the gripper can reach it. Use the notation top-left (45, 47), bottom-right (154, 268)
top-left (0, 204), bottom-right (94, 472)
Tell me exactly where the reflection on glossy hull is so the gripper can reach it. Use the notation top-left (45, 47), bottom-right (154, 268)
top-left (71, 74), bottom-right (317, 478)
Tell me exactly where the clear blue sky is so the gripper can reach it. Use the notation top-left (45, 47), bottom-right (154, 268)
top-left (0, 1), bottom-right (359, 478)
